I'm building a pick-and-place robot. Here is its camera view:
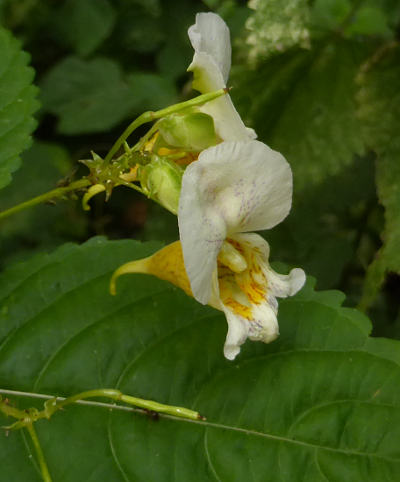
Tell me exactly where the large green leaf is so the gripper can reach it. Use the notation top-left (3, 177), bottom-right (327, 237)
top-left (233, 39), bottom-right (370, 288)
top-left (40, 57), bottom-right (136, 135)
top-left (0, 26), bottom-right (38, 189)
top-left (1, 238), bottom-right (399, 480)
top-left (234, 40), bottom-right (365, 191)
top-left (357, 45), bottom-right (400, 309)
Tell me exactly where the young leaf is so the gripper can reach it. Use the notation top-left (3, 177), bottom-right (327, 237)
top-left (0, 238), bottom-right (399, 480)
top-left (40, 57), bottom-right (136, 135)
top-left (357, 44), bottom-right (400, 308)
top-left (0, 26), bottom-right (38, 190)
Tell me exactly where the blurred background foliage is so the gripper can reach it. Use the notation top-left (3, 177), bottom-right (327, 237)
top-left (0, 0), bottom-right (399, 336)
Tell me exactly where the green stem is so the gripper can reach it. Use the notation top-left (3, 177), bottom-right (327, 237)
top-left (0, 178), bottom-right (91, 222)
top-left (26, 423), bottom-right (52, 482)
top-left (1, 388), bottom-right (203, 424)
top-left (44, 389), bottom-right (202, 421)
top-left (104, 88), bottom-right (227, 164)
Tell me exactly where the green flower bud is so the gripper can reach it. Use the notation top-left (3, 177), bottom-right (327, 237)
top-left (157, 112), bottom-right (217, 151)
top-left (140, 157), bottom-right (183, 214)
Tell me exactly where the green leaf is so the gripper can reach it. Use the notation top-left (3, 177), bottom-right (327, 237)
top-left (52, 0), bottom-right (116, 57)
top-left (1, 238), bottom-right (400, 480)
top-left (0, 26), bottom-right (38, 189)
top-left (310, 0), bottom-right (395, 38)
top-left (357, 45), bottom-right (400, 309)
top-left (40, 57), bottom-right (136, 135)
top-left (234, 40), bottom-right (365, 191)
top-left (127, 73), bottom-right (178, 112)
top-left (0, 141), bottom-right (88, 268)
top-left (233, 40), bottom-right (369, 288)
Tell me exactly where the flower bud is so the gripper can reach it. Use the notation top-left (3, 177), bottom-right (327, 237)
top-left (157, 112), bottom-right (217, 151)
top-left (140, 157), bottom-right (183, 214)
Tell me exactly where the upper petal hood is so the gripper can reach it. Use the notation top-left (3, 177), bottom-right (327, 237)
top-left (178, 140), bottom-right (293, 304)
top-left (188, 12), bottom-right (231, 84)
top-left (187, 12), bottom-right (256, 141)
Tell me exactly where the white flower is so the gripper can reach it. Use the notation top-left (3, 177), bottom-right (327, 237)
top-left (111, 141), bottom-right (305, 360)
top-left (178, 140), bottom-right (305, 359)
top-left (111, 15), bottom-right (305, 362)
top-left (188, 12), bottom-right (256, 141)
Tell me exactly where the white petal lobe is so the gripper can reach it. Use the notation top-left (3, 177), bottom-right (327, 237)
top-left (188, 12), bottom-right (231, 83)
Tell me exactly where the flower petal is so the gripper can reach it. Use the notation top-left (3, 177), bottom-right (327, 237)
top-left (178, 165), bottom-right (226, 304)
top-left (188, 12), bottom-right (231, 83)
top-left (234, 232), bottom-right (306, 298)
top-left (187, 14), bottom-right (256, 141)
top-left (179, 140), bottom-right (292, 303)
top-left (221, 306), bottom-right (249, 360)
top-left (199, 90), bottom-right (257, 141)
top-left (221, 300), bottom-right (279, 360)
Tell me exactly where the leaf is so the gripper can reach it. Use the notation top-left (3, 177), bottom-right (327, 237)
top-left (114, 3), bottom-right (164, 55)
top-left (52, 0), bottom-right (116, 57)
top-left (40, 57), bottom-right (136, 135)
top-left (0, 26), bottom-right (38, 190)
top-left (233, 40), bottom-right (370, 288)
top-left (310, 0), bottom-right (396, 38)
top-left (0, 141), bottom-right (88, 269)
top-left (234, 40), bottom-right (365, 191)
top-left (357, 44), bottom-right (400, 309)
top-left (127, 73), bottom-right (178, 112)
top-left (1, 238), bottom-right (400, 480)
top-left (264, 150), bottom-right (376, 289)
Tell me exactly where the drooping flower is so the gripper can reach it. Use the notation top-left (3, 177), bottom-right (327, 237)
top-left (187, 12), bottom-right (256, 141)
top-left (112, 140), bottom-right (305, 359)
top-left (178, 140), bottom-right (305, 358)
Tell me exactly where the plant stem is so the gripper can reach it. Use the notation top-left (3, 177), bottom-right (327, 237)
top-left (26, 423), bottom-right (52, 482)
top-left (0, 388), bottom-right (203, 425)
top-left (0, 178), bottom-right (90, 222)
top-left (104, 88), bottom-right (227, 164)
top-left (44, 389), bottom-right (203, 421)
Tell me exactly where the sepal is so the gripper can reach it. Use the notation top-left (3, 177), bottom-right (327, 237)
top-left (140, 156), bottom-right (183, 214)
top-left (157, 112), bottom-right (217, 151)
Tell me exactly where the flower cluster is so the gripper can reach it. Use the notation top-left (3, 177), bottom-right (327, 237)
top-left (111, 12), bottom-right (305, 360)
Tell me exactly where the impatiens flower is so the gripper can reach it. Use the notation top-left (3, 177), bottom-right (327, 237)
top-left (188, 12), bottom-right (256, 141)
top-left (112, 140), bottom-right (305, 360)
top-left (178, 139), bottom-right (305, 359)
top-left (110, 13), bottom-right (305, 361)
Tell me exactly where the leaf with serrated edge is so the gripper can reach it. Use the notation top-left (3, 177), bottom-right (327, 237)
top-left (0, 238), bottom-right (399, 481)
top-left (0, 26), bottom-right (38, 190)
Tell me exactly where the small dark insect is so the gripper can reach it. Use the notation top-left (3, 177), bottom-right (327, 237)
top-left (144, 409), bottom-right (160, 421)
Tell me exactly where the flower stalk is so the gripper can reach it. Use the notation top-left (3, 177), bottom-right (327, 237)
top-left (0, 178), bottom-right (91, 222)
top-left (103, 88), bottom-right (227, 164)
top-left (0, 89), bottom-right (227, 222)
